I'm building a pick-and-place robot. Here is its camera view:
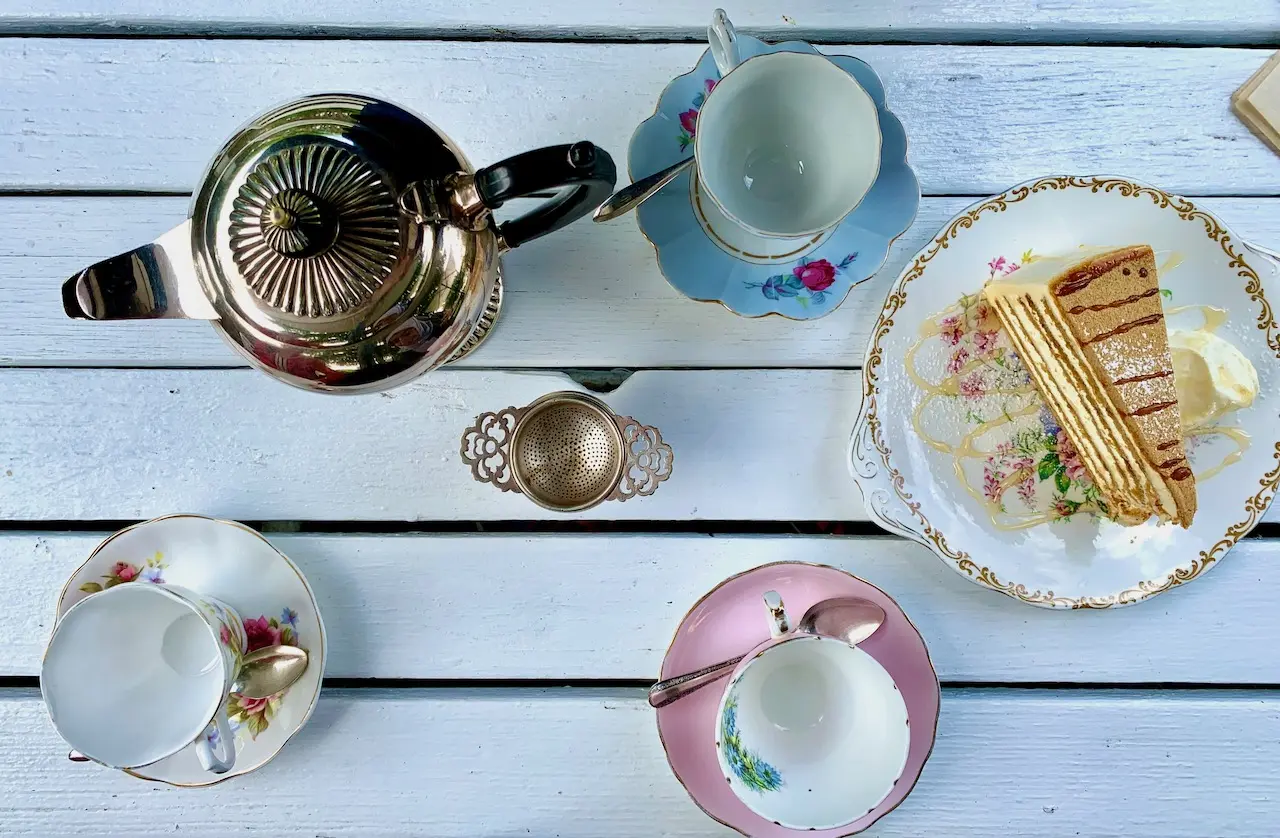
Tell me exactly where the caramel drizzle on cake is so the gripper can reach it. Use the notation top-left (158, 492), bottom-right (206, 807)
top-left (982, 245), bottom-right (1197, 527)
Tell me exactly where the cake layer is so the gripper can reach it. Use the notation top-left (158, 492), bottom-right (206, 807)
top-left (1048, 246), bottom-right (1195, 526)
top-left (986, 288), bottom-right (1155, 524)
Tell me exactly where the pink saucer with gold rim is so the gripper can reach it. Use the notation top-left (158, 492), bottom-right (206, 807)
top-left (656, 562), bottom-right (939, 837)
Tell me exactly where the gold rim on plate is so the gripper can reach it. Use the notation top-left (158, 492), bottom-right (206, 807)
top-left (857, 175), bottom-right (1280, 609)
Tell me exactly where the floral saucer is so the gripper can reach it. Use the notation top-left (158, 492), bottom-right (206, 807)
top-left (849, 175), bottom-right (1280, 608)
top-left (630, 36), bottom-right (919, 319)
top-left (54, 514), bottom-right (326, 786)
top-left (656, 562), bottom-right (939, 837)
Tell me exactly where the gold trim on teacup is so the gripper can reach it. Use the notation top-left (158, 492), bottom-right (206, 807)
top-left (856, 175), bottom-right (1280, 609)
top-left (51, 514), bottom-right (326, 788)
top-left (654, 560), bottom-right (941, 838)
top-left (690, 172), bottom-right (828, 263)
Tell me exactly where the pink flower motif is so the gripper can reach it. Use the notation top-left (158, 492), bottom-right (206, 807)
top-left (110, 562), bottom-right (138, 582)
top-left (988, 256), bottom-right (1021, 276)
top-left (235, 695), bottom-right (271, 716)
top-left (972, 330), bottom-right (999, 356)
top-left (243, 616), bottom-right (282, 652)
top-left (793, 259), bottom-right (836, 292)
top-left (1053, 498), bottom-right (1077, 518)
top-left (940, 315), bottom-right (964, 347)
top-left (678, 109), bottom-right (698, 135)
top-left (705, 78), bottom-right (717, 94)
top-left (220, 625), bottom-right (232, 647)
top-left (1017, 476), bottom-right (1036, 506)
top-left (1056, 432), bottom-right (1088, 481)
top-left (946, 347), bottom-right (970, 375)
top-left (959, 373), bottom-right (984, 398)
top-left (983, 467), bottom-right (1003, 502)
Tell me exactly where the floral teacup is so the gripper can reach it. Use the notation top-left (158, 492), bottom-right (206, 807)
top-left (43, 582), bottom-right (247, 774)
top-left (715, 591), bottom-right (910, 831)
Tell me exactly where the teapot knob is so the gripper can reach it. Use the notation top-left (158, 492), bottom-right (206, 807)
top-left (227, 144), bottom-right (402, 319)
top-left (259, 189), bottom-right (338, 258)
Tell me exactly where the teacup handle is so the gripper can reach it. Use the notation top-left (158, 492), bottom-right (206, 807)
top-left (708, 8), bottom-right (741, 77)
top-left (195, 706), bottom-right (236, 774)
top-left (763, 590), bottom-right (791, 637)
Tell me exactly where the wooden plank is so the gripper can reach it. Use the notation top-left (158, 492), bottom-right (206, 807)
top-left (0, 41), bottom-right (1273, 195)
top-left (0, 367), bottom-right (1276, 525)
top-left (4, 532), bottom-right (1280, 683)
top-left (0, 367), bottom-right (864, 521)
top-left (0, 1), bottom-right (1274, 44)
top-left (13, 196), bottom-right (1280, 368)
top-left (1, 687), bottom-right (1276, 836)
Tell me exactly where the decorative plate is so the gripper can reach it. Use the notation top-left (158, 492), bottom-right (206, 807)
top-left (657, 561), bottom-right (939, 837)
top-left (849, 175), bottom-right (1280, 608)
top-left (54, 514), bottom-right (326, 785)
top-left (630, 36), bottom-right (919, 319)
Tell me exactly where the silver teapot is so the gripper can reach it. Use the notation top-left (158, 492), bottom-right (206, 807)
top-left (63, 94), bottom-right (616, 393)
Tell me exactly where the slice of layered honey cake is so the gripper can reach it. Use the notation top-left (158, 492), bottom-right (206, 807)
top-left (982, 246), bottom-right (1196, 527)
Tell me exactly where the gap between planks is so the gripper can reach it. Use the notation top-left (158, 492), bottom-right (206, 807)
top-left (0, 28), bottom-right (1275, 49)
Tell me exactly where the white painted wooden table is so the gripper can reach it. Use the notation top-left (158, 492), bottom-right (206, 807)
top-left (0, 3), bottom-right (1278, 836)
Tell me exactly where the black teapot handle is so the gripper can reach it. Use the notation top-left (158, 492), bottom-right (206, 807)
top-left (474, 142), bottom-right (616, 250)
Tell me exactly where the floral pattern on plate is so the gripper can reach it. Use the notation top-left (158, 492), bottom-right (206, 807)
top-left (744, 253), bottom-right (858, 309)
top-left (850, 178), bottom-right (1280, 607)
top-left (677, 78), bottom-right (717, 151)
top-left (908, 252), bottom-right (1228, 530)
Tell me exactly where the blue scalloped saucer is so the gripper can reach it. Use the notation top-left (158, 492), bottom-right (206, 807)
top-left (630, 36), bottom-right (919, 320)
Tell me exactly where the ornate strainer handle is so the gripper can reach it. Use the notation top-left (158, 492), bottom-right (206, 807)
top-left (460, 407), bottom-right (526, 494)
top-left (610, 417), bottom-right (674, 501)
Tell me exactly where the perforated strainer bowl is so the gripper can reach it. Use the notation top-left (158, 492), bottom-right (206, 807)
top-left (508, 394), bottom-right (625, 511)
top-left (461, 390), bottom-right (674, 512)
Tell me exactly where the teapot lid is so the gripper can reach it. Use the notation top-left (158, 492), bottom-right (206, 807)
top-left (189, 93), bottom-right (498, 391)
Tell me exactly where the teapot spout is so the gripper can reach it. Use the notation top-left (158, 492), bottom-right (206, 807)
top-left (63, 220), bottom-right (216, 320)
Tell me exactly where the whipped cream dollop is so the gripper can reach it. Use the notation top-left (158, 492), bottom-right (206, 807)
top-left (1169, 329), bottom-right (1258, 429)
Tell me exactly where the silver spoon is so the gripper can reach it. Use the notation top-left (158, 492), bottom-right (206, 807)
top-left (592, 156), bottom-right (693, 223)
top-left (647, 596), bottom-right (886, 709)
top-left (66, 644), bottom-right (309, 763)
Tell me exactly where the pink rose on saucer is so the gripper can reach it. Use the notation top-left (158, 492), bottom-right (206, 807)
top-left (793, 259), bottom-right (836, 292)
top-left (679, 109), bottom-right (698, 135)
top-left (110, 562), bottom-right (137, 582)
top-left (243, 615), bottom-right (282, 652)
top-left (236, 695), bottom-right (270, 716)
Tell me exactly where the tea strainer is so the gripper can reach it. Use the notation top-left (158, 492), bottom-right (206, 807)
top-left (460, 391), bottom-right (674, 512)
